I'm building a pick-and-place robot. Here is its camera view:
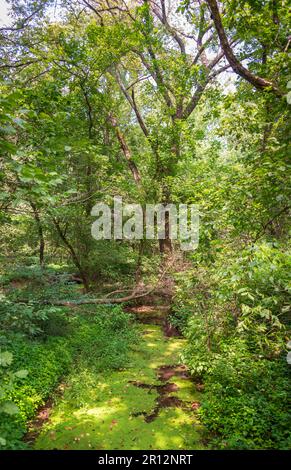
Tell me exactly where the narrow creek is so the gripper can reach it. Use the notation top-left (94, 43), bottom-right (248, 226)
top-left (26, 322), bottom-right (204, 450)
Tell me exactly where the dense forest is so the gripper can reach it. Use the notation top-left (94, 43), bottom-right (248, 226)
top-left (0, 0), bottom-right (290, 452)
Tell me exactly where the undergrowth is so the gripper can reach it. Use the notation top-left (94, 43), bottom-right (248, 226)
top-left (0, 300), bottom-right (137, 449)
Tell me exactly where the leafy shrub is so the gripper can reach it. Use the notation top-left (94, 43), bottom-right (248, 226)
top-left (199, 341), bottom-right (291, 449)
top-left (0, 301), bottom-right (49, 337)
top-left (4, 278), bottom-right (83, 304)
top-left (0, 336), bottom-right (73, 449)
top-left (0, 350), bottom-right (28, 448)
top-left (0, 300), bottom-right (76, 339)
top-left (0, 265), bottom-right (45, 286)
top-left (176, 242), bottom-right (291, 449)
top-left (40, 307), bottom-right (74, 337)
top-left (216, 243), bottom-right (290, 355)
top-left (71, 305), bottom-right (138, 371)
top-left (0, 305), bottom-right (138, 449)
top-left (0, 273), bottom-right (85, 339)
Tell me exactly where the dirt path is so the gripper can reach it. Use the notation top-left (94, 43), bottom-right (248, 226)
top-left (31, 324), bottom-right (204, 450)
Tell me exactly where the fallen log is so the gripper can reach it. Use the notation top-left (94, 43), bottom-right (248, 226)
top-left (57, 256), bottom-right (178, 306)
top-left (14, 257), bottom-right (176, 307)
top-left (49, 287), bottom-right (156, 307)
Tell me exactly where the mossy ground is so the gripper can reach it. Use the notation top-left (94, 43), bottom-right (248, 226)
top-left (33, 324), bottom-right (204, 450)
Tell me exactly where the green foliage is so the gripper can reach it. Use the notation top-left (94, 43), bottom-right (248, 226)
top-left (70, 305), bottom-right (138, 372)
top-left (0, 92), bottom-right (25, 155)
top-left (0, 268), bottom-right (81, 338)
top-left (0, 305), bottom-right (138, 449)
top-left (0, 350), bottom-right (28, 447)
top-left (200, 343), bottom-right (291, 449)
top-left (0, 301), bottom-right (50, 337)
top-left (0, 0), bottom-right (290, 452)
top-left (0, 265), bottom-right (45, 285)
top-left (218, 243), bottom-right (290, 355)
top-left (174, 241), bottom-right (291, 449)
top-left (0, 330), bottom-right (75, 448)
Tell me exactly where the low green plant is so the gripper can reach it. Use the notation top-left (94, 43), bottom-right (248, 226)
top-left (199, 342), bottom-right (291, 449)
top-left (0, 265), bottom-right (45, 285)
top-left (0, 305), bottom-right (138, 449)
top-left (0, 350), bottom-right (28, 447)
top-left (0, 301), bottom-right (49, 337)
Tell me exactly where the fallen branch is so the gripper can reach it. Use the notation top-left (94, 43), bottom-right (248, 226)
top-left (50, 287), bottom-right (157, 307)
top-left (19, 257), bottom-right (176, 307)
top-left (103, 288), bottom-right (134, 298)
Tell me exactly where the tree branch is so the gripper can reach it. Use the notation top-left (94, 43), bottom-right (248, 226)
top-left (206, 0), bottom-right (283, 96)
top-left (114, 69), bottom-right (149, 137)
top-left (23, 255), bottom-right (174, 306)
top-left (108, 113), bottom-right (142, 186)
top-left (150, 0), bottom-right (186, 55)
top-left (135, 50), bottom-right (174, 109)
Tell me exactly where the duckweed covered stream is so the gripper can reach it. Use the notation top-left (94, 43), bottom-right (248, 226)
top-left (30, 324), bottom-right (204, 450)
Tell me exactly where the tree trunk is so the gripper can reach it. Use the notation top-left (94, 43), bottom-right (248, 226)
top-left (159, 208), bottom-right (173, 254)
top-left (108, 113), bottom-right (142, 186)
top-left (30, 202), bottom-right (45, 268)
top-left (53, 218), bottom-right (90, 292)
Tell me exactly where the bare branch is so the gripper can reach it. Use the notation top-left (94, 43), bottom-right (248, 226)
top-left (0, 5), bottom-right (45, 33)
top-left (0, 59), bottom-right (40, 70)
top-left (150, 0), bottom-right (186, 55)
top-left (126, 74), bottom-right (151, 90)
top-left (114, 69), bottom-right (149, 137)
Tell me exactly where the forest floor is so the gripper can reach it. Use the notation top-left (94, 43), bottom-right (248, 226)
top-left (27, 323), bottom-right (204, 450)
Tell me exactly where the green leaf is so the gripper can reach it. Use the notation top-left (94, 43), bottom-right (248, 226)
top-left (0, 401), bottom-right (19, 415)
top-left (14, 369), bottom-right (28, 379)
top-left (0, 351), bottom-right (13, 367)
